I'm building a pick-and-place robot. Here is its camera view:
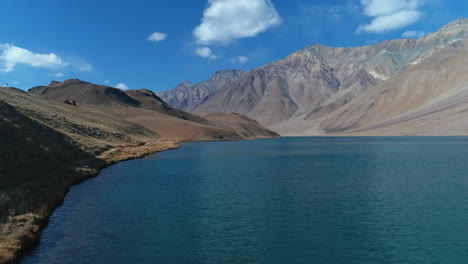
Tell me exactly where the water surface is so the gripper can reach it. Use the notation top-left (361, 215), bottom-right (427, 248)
top-left (23, 137), bottom-right (468, 263)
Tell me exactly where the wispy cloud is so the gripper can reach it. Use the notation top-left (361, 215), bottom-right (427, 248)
top-left (230, 56), bottom-right (248, 63)
top-left (0, 43), bottom-right (67, 72)
top-left (402, 30), bottom-right (426, 38)
top-left (148, 32), bottom-right (168, 42)
top-left (115, 82), bottom-right (129, 90)
top-left (79, 63), bottom-right (93, 72)
top-left (195, 47), bottom-right (217, 59)
top-left (194, 0), bottom-right (281, 45)
top-left (104, 80), bottom-right (110, 84)
top-left (298, 1), bottom-right (360, 24)
top-left (49, 72), bottom-right (64, 78)
top-left (357, 0), bottom-right (425, 33)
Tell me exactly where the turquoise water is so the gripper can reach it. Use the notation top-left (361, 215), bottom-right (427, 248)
top-left (23, 137), bottom-right (468, 264)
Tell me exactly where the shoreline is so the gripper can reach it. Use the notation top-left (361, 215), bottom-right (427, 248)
top-left (1, 136), bottom-right (277, 264)
top-left (0, 140), bottom-right (180, 264)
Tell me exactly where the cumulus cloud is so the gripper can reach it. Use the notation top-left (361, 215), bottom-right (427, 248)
top-left (357, 0), bottom-right (424, 33)
top-left (402, 30), bottom-right (426, 38)
top-left (230, 56), bottom-right (248, 63)
top-left (0, 44), bottom-right (66, 72)
top-left (195, 47), bottom-right (217, 59)
top-left (115, 82), bottom-right (129, 90)
top-left (148, 32), bottom-right (168, 42)
top-left (194, 0), bottom-right (281, 45)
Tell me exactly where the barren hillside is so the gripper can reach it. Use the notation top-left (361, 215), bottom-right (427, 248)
top-left (0, 84), bottom-right (277, 264)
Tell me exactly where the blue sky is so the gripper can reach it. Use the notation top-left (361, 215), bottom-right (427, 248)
top-left (0, 0), bottom-right (465, 92)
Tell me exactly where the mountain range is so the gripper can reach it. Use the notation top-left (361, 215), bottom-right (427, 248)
top-left (159, 18), bottom-right (468, 136)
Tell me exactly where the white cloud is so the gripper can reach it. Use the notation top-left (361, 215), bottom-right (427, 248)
top-left (230, 56), bottom-right (248, 63)
top-left (194, 0), bottom-right (281, 45)
top-left (148, 32), bottom-right (168, 42)
top-left (12, 81), bottom-right (19, 85)
top-left (115, 82), bottom-right (129, 90)
top-left (79, 63), bottom-right (93, 72)
top-left (195, 47), bottom-right (217, 59)
top-left (49, 72), bottom-right (64, 78)
top-left (358, 10), bottom-right (422, 33)
top-left (104, 80), bottom-right (110, 84)
top-left (0, 43), bottom-right (66, 72)
top-left (357, 0), bottom-right (424, 33)
top-left (402, 30), bottom-right (426, 38)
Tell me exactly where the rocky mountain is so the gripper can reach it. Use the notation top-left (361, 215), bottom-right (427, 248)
top-left (157, 69), bottom-right (244, 111)
top-left (161, 18), bottom-right (468, 136)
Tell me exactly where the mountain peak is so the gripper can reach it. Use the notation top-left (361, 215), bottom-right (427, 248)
top-left (441, 17), bottom-right (468, 29)
top-left (451, 17), bottom-right (467, 24)
top-left (63, 79), bottom-right (86, 85)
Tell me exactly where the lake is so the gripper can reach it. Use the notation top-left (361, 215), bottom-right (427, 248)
top-left (23, 137), bottom-right (468, 264)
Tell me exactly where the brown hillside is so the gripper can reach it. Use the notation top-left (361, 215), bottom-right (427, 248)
top-left (0, 84), bottom-right (277, 264)
top-left (29, 79), bottom-right (141, 107)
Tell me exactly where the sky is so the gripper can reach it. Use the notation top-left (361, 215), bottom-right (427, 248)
top-left (0, 0), bottom-right (466, 92)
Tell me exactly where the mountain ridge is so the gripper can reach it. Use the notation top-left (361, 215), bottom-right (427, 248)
top-left (26, 79), bottom-right (279, 141)
top-left (160, 18), bottom-right (468, 136)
